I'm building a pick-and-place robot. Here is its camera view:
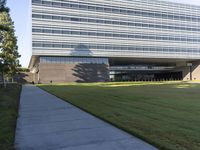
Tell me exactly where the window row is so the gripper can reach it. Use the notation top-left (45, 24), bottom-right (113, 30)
top-left (40, 56), bottom-right (108, 64)
top-left (32, 28), bottom-right (200, 43)
top-left (32, 14), bottom-right (200, 32)
top-left (33, 42), bottom-right (200, 52)
top-left (32, 0), bottom-right (200, 22)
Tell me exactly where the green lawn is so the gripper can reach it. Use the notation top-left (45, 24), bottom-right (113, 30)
top-left (0, 84), bottom-right (21, 150)
top-left (39, 82), bottom-right (200, 150)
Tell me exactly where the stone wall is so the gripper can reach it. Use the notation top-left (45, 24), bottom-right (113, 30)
top-left (14, 72), bottom-right (38, 83)
top-left (38, 63), bottom-right (109, 83)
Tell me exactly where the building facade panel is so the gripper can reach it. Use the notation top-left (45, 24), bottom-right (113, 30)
top-left (39, 63), bottom-right (109, 83)
top-left (32, 0), bottom-right (200, 59)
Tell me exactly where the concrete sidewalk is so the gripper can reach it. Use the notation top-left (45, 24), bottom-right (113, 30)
top-left (15, 85), bottom-right (158, 150)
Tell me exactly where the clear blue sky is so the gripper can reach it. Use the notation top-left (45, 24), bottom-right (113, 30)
top-left (6, 0), bottom-right (200, 67)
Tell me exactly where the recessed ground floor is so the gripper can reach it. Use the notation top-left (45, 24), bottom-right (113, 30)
top-left (29, 56), bottom-right (200, 83)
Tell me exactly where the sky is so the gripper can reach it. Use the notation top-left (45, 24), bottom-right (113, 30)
top-left (6, 0), bottom-right (200, 67)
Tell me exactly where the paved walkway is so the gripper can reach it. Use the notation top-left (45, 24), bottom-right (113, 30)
top-left (15, 85), bottom-right (158, 150)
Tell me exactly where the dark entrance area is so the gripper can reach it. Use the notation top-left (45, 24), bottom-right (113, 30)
top-left (109, 57), bottom-right (186, 81)
top-left (154, 72), bottom-right (183, 81)
top-left (110, 71), bottom-right (183, 81)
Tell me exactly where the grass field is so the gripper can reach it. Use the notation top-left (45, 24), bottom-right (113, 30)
top-left (0, 84), bottom-right (21, 150)
top-left (39, 82), bottom-right (200, 150)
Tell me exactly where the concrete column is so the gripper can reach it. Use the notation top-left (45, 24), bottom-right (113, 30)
top-left (190, 63), bottom-right (200, 81)
top-left (177, 61), bottom-right (200, 81)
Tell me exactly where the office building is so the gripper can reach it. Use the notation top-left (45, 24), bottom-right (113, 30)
top-left (29, 0), bottom-right (200, 82)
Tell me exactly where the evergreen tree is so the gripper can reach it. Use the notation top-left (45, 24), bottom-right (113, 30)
top-left (0, 0), bottom-right (8, 38)
top-left (0, 0), bottom-right (7, 11)
top-left (0, 0), bottom-right (20, 87)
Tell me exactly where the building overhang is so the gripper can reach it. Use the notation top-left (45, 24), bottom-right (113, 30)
top-left (108, 57), bottom-right (200, 66)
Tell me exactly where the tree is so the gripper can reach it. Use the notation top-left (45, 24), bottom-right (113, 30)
top-left (0, 0), bottom-right (20, 87)
top-left (0, 0), bottom-right (8, 41)
top-left (0, 0), bottom-right (6, 10)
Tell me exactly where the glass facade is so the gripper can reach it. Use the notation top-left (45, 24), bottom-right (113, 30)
top-left (32, 0), bottom-right (200, 59)
top-left (40, 56), bottom-right (108, 64)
